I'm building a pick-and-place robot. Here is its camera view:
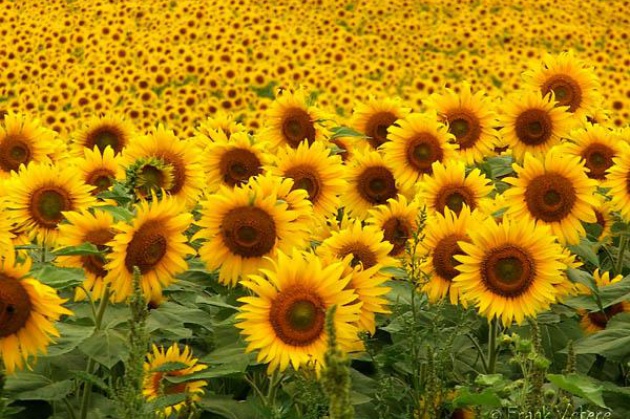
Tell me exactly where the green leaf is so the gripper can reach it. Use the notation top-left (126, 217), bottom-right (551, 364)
top-left (565, 275), bottom-right (630, 311)
top-left (5, 374), bottom-right (74, 401)
top-left (452, 387), bottom-right (502, 408)
top-left (379, 266), bottom-right (407, 279)
top-left (79, 329), bottom-right (129, 369)
top-left (329, 126), bottom-right (368, 140)
top-left (572, 313), bottom-right (630, 359)
top-left (44, 323), bottom-right (95, 357)
top-left (547, 373), bottom-right (607, 408)
top-left (474, 373), bottom-right (504, 387)
top-left (52, 242), bottom-right (103, 256)
top-left (70, 370), bottom-right (110, 393)
top-left (97, 205), bottom-right (134, 222)
top-left (568, 239), bottom-right (600, 266)
top-left (198, 396), bottom-right (261, 419)
top-left (30, 265), bottom-right (85, 289)
top-left (151, 361), bottom-right (191, 373)
top-left (149, 393), bottom-right (189, 410)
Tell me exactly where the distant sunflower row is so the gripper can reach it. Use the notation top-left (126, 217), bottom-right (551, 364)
top-left (0, 51), bottom-right (629, 377)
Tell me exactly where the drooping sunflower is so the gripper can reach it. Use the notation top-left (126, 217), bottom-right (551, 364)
top-left (122, 125), bottom-right (205, 207)
top-left (56, 209), bottom-right (116, 302)
top-left (351, 97), bottom-right (411, 149)
top-left (143, 343), bottom-right (208, 417)
top-left (562, 124), bottom-right (621, 180)
top-left (195, 182), bottom-right (310, 287)
top-left (0, 247), bottom-right (73, 374)
top-left (577, 269), bottom-right (630, 334)
top-left (382, 112), bottom-right (457, 189)
top-left (236, 249), bottom-right (362, 373)
top-left (202, 131), bottom-right (269, 192)
top-left (424, 83), bottom-right (499, 165)
top-left (0, 112), bottom-right (59, 178)
top-left (504, 150), bottom-right (598, 245)
top-left (366, 195), bottom-right (421, 258)
top-left (260, 89), bottom-right (328, 150)
top-left (247, 173), bottom-right (314, 225)
top-left (417, 160), bottom-right (493, 216)
top-left (270, 140), bottom-right (346, 220)
top-left (523, 51), bottom-right (602, 123)
top-left (419, 206), bottom-right (479, 306)
top-left (71, 114), bottom-right (134, 156)
top-left (342, 148), bottom-right (406, 220)
top-left (5, 162), bottom-right (96, 246)
top-left (499, 92), bottom-right (573, 162)
top-left (104, 196), bottom-right (194, 303)
top-left (603, 143), bottom-right (630, 221)
top-left (71, 146), bottom-right (124, 196)
top-left (588, 196), bottom-right (613, 244)
top-left (452, 216), bottom-right (567, 326)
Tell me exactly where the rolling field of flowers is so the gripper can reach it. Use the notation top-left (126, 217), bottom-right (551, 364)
top-left (1, 0), bottom-right (630, 418)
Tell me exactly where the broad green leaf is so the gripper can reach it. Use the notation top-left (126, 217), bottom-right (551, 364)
top-left (8, 378), bottom-right (73, 401)
top-left (565, 274), bottom-right (630, 311)
top-left (79, 329), bottom-right (129, 369)
top-left (30, 265), bottom-right (85, 289)
top-left (4, 373), bottom-right (51, 394)
top-left (547, 373), bottom-right (607, 408)
top-left (151, 361), bottom-right (190, 373)
top-left (149, 393), bottom-right (189, 410)
top-left (70, 370), bottom-right (110, 393)
top-left (52, 242), bottom-right (102, 256)
top-left (452, 387), bottom-right (502, 408)
top-left (97, 204), bottom-right (134, 222)
top-left (329, 125), bottom-right (368, 140)
top-left (474, 373), bottom-right (504, 387)
top-left (568, 240), bottom-right (600, 267)
top-left (44, 323), bottom-right (95, 357)
top-left (198, 396), bottom-right (262, 419)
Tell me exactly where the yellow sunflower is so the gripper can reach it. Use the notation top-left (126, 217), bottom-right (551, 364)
top-left (589, 196), bottom-right (613, 244)
top-left (562, 124), bottom-right (622, 180)
top-left (0, 202), bottom-right (15, 252)
top-left (603, 143), bottom-right (630, 221)
top-left (122, 125), bottom-right (205, 207)
top-left (270, 140), bottom-right (346, 220)
top-left (247, 173), bottom-right (314, 225)
top-left (523, 50), bottom-right (602, 123)
top-left (417, 160), bottom-right (493, 216)
top-left (424, 83), bottom-right (500, 164)
top-left (499, 92), bottom-right (573, 161)
top-left (71, 114), bottom-right (134, 156)
top-left (342, 148), bottom-right (406, 220)
top-left (195, 110), bottom-right (247, 140)
top-left (577, 269), bottom-right (630, 334)
top-left (453, 216), bottom-right (567, 326)
top-left (382, 112), bottom-right (457, 189)
top-left (236, 249), bottom-right (362, 373)
top-left (143, 343), bottom-right (208, 417)
top-left (5, 162), bottom-right (96, 246)
top-left (351, 97), bottom-right (411, 149)
top-left (0, 112), bottom-right (59, 178)
top-left (105, 195), bottom-right (194, 303)
top-left (555, 247), bottom-right (583, 302)
top-left (195, 182), bottom-right (310, 287)
top-left (504, 149), bottom-right (598, 245)
top-left (56, 209), bottom-right (116, 302)
top-left (0, 247), bottom-right (73, 374)
top-left (202, 131), bottom-right (269, 192)
top-left (260, 89), bottom-right (329, 150)
top-left (419, 206), bottom-right (479, 306)
top-left (71, 146), bottom-right (124, 196)
top-left (366, 195), bottom-right (421, 258)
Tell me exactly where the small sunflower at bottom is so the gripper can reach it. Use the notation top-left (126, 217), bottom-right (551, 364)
top-left (576, 269), bottom-right (630, 334)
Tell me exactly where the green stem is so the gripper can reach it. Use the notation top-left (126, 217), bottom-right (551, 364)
top-left (79, 288), bottom-right (111, 419)
top-left (465, 333), bottom-right (488, 373)
top-left (266, 370), bottom-right (280, 410)
top-left (616, 236), bottom-right (628, 276)
top-left (486, 318), bottom-right (499, 374)
top-left (41, 241), bottom-right (46, 264)
top-left (0, 361), bottom-right (6, 416)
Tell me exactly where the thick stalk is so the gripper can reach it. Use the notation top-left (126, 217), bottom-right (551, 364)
top-left (616, 236), bottom-right (628, 276)
top-left (486, 318), bottom-right (499, 374)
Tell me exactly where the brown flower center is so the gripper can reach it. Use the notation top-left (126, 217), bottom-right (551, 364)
top-left (338, 242), bottom-right (378, 269)
top-left (587, 303), bottom-right (625, 329)
top-left (0, 135), bottom-right (32, 173)
top-left (219, 148), bottom-right (262, 187)
top-left (357, 166), bottom-right (398, 205)
top-left (446, 110), bottom-right (482, 150)
top-left (281, 108), bottom-right (316, 148)
top-left (515, 109), bottom-right (553, 146)
top-left (81, 228), bottom-right (115, 277)
top-left (524, 173), bottom-right (577, 222)
top-left (381, 217), bottom-right (412, 256)
top-left (364, 111), bottom-right (398, 148)
top-left (434, 185), bottom-right (476, 215)
top-left (581, 143), bottom-right (615, 179)
top-left (541, 74), bottom-right (583, 112)
top-left (481, 244), bottom-right (534, 297)
top-left (0, 273), bottom-right (32, 338)
top-left (151, 371), bottom-right (188, 396)
top-left (30, 186), bottom-right (73, 229)
top-left (432, 234), bottom-right (468, 281)
top-left (124, 220), bottom-right (168, 274)
top-left (285, 164), bottom-right (322, 204)
top-left (156, 152), bottom-right (187, 195)
top-left (269, 286), bottom-right (325, 346)
top-left (406, 133), bottom-right (444, 175)
top-left (85, 125), bottom-right (126, 154)
top-left (85, 168), bottom-right (115, 194)
top-left (222, 206), bottom-right (276, 258)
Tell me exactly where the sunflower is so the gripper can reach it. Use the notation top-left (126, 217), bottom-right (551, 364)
top-left (260, 89), bottom-right (328, 150)
top-left (56, 209), bottom-right (116, 302)
top-left (71, 114), bottom-right (134, 156)
top-left (0, 112), bottom-right (59, 178)
top-left (342, 148), bottom-right (406, 220)
top-left (72, 146), bottom-right (124, 196)
top-left (603, 143), bottom-right (630, 221)
top-left (202, 131), bottom-right (269, 192)
top-left (382, 112), bottom-right (457, 189)
top-left (195, 182), bottom-right (310, 287)
top-left (589, 196), bottom-right (613, 244)
top-left (247, 173), bottom-right (314, 225)
top-left (504, 150), bottom-right (598, 245)
top-left (419, 206), bottom-right (478, 306)
top-left (577, 269), bottom-right (630, 334)
top-left (452, 216), bottom-right (567, 326)
top-left (328, 135), bottom-right (359, 163)
top-left (0, 247), bottom-right (72, 374)
top-left (562, 124), bottom-right (621, 180)
top-left (104, 196), bottom-right (194, 303)
top-left (366, 195), bottom-right (421, 258)
top-left (417, 160), bottom-right (493, 216)
top-left (0, 202), bottom-right (15, 252)
top-left (351, 97), bottom-right (411, 149)
top-left (5, 162), bottom-right (96, 246)
top-left (195, 110), bottom-right (247, 140)
top-left (270, 140), bottom-right (346, 220)
top-left (499, 92), bottom-right (573, 162)
top-left (424, 83), bottom-right (499, 165)
top-left (236, 249), bottom-right (362, 373)
top-left (122, 124), bottom-right (205, 207)
top-left (143, 343), bottom-right (208, 417)
top-left (523, 50), bottom-right (602, 123)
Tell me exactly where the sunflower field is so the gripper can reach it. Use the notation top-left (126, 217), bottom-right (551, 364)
top-left (1, 0), bottom-right (630, 418)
